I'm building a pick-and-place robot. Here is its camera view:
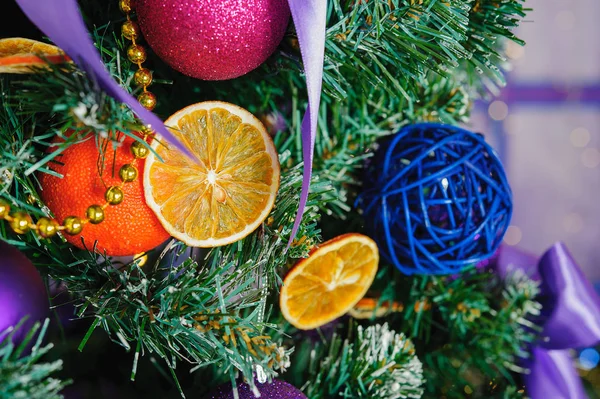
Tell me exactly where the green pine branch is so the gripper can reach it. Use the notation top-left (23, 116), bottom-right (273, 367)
top-left (322, 0), bottom-right (471, 101)
top-left (0, 319), bottom-right (70, 399)
top-left (303, 322), bottom-right (424, 399)
top-left (370, 265), bottom-right (541, 398)
top-left (462, 0), bottom-right (529, 94)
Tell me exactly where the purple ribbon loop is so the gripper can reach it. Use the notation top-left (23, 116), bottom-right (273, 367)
top-left (15, 0), bottom-right (193, 159)
top-left (525, 347), bottom-right (588, 399)
top-left (538, 243), bottom-right (600, 350)
top-left (286, 0), bottom-right (327, 248)
top-left (493, 242), bottom-right (600, 399)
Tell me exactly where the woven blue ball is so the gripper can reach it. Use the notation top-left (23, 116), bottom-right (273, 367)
top-left (358, 123), bottom-right (512, 275)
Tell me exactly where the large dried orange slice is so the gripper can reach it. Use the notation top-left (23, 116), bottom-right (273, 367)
top-left (144, 101), bottom-right (280, 247)
top-left (0, 38), bottom-right (69, 73)
top-left (280, 233), bottom-right (379, 330)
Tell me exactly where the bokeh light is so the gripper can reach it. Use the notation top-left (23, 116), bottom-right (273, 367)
top-left (581, 148), bottom-right (600, 168)
top-left (570, 127), bottom-right (591, 148)
top-left (488, 101), bottom-right (509, 121)
top-left (504, 225), bottom-right (522, 246)
top-left (579, 348), bottom-right (600, 370)
top-left (505, 41), bottom-right (525, 60)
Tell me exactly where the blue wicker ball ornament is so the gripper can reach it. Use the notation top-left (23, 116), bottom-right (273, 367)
top-left (358, 123), bottom-right (512, 275)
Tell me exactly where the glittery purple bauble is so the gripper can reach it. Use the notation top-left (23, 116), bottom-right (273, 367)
top-left (136, 0), bottom-right (291, 81)
top-left (0, 241), bottom-right (49, 344)
top-left (205, 379), bottom-right (307, 399)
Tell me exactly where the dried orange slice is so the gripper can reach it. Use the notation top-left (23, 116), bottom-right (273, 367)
top-left (280, 233), bottom-right (379, 330)
top-left (144, 101), bottom-right (280, 247)
top-left (0, 38), bottom-right (69, 73)
top-left (348, 298), bottom-right (404, 319)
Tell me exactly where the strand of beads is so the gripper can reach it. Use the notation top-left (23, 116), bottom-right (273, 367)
top-left (119, 0), bottom-right (156, 111)
top-left (0, 138), bottom-right (150, 239)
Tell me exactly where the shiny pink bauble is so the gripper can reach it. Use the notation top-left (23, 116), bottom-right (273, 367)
top-left (136, 0), bottom-right (291, 81)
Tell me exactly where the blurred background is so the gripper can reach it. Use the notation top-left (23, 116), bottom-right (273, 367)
top-left (474, 0), bottom-right (599, 280)
top-left (472, 0), bottom-right (600, 392)
top-left (1, 0), bottom-right (599, 396)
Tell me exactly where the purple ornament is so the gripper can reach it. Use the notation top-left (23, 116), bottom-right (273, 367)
top-left (205, 379), bottom-right (307, 399)
top-left (0, 241), bottom-right (49, 344)
top-left (136, 0), bottom-right (291, 81)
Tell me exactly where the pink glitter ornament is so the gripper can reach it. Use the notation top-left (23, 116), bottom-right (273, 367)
top-left (136, 0), bottom-right (290, 81)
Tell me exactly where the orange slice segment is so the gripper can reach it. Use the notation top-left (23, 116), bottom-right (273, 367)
top-left (144, 101), bottom-right (280, 247)
top-left (280, 233), bottom-right (379, 330)
top-left (0, 38), bottom-right (70, 73)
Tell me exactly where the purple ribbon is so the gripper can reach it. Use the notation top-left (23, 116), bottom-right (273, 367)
top-left (493, 243), bottom-right (600, 398)
top-left (286, 0), bottom-right (327, 247)
top-left (15, 0), bottom-right (194, 159)
top-left (16, 0), bottom-right (327, 246)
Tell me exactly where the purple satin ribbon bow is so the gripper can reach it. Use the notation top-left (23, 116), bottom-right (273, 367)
top-left (16, 0), bottom-right (327, 246)
top-left (493, 243), bottom-right (600, 399)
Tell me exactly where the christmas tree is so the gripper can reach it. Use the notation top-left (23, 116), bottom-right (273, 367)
top-left (2, 0), bottom-right (599, 398)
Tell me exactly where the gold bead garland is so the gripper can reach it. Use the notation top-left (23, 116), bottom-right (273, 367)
top-left (0, 1), bottom-right (159, 241)
top-left (120, 0), bottom-right (156, 111)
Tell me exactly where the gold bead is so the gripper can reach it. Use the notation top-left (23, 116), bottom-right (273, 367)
top-left (133, 253), bottom-right (148, 266)
top-left (105, 186), bottom-right (124, 205)
top-left (86, 205), bottom-right (105, 224)
top-left (37, 217), bottom-right (59, 238)
top-left (121, 20), bottom-right (140, 41)
top-left (138, 91), bottom-right (157, 110)
top-left (134, 68), bottom-right (153, 87)
top-left (26, 193), bottom-right (36, 205)
top-left (140, 125), bottom-right (155, 141)
top-left (141, 125), bottom-right (154, 135)
top-left (119, 164), bottom-right (138, 182)
top-left (119, 0), bottom-right (132, 13)
top-left (63, 216), bottom-right (83, 235)
top-left (131, 140), bottom-right (150, 159)
top-left (0, 199), bottom-right (10, 219)
top-left (10, 211), bottom-right (33, 234)
top-left (127, 44), bottom-right (147, 64)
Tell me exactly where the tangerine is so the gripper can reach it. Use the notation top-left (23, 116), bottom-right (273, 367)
top-left (39, 132), bottom-right (170, 256)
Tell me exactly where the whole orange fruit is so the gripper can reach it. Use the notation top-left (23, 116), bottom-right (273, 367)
top-left (39, 132), bottom-right (170, 256)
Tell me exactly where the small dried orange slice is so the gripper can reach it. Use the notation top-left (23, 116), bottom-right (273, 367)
top-left (0, 38), bottom-right (69, 73)
top-left (348, 298), bottom-right (404, 319)
top-left (144, 101), bottom-right (280, 247)
top-left (280, 233), bottom-right (379, 330)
